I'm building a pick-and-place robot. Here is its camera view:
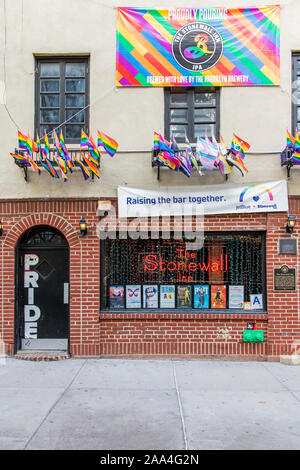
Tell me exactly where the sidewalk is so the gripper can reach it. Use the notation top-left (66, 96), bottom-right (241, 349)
top-left (0, 358), bottom-right (300, 450)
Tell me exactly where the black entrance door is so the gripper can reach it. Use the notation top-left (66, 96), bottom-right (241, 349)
top-left (16, 226), bottom-right (69, 351)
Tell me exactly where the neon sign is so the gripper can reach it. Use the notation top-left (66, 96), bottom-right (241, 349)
top-left (144, 248), bottom-right (228, 282)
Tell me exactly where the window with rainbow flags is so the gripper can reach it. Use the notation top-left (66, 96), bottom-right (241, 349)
top-left (10, 129), bottom-right (118, 181)
top-left (152, 132), bottom-right (250, 179)
top-left (281, 130), bottom-right (300, 177)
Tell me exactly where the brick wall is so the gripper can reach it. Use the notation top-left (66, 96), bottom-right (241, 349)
top-left (0, 199), bottom-right (100, 357)
top-left (0, 197), bottom-right (299, 360)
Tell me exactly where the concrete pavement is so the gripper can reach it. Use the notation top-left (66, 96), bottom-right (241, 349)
top-left (0, 358), bottom-right (300, 450)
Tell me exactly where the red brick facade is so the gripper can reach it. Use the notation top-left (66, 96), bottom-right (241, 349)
top-left (0, 197), bottom-right (299, 361)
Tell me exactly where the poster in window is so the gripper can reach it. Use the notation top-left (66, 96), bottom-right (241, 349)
top-left (160, 285), bottom-right (175, 309)
top-left (229, 285), bottom-right (244, 309)
top-left (143, 285), bottom-right (158, 309)
top-left (211, 285), bottom-right (226, 309)
top-left (177, 285), bottom-right (192, 308)
top-left (126, 285), bottom-right (142, 308)
top-left (109, 286), bottom-right (125, 309)
top-left (250, 294), bottom-right (263, 309)
top-left (194, 285), bottom-right (209, 309)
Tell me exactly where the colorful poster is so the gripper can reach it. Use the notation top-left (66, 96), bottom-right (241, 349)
top-left (194, 285), bottom-right (209, 308)
top-left (211, 285), bottom-right (226, 308)
top-left (109, 286), bottom-right (125, 308)
top-left (160, 285), bottom-right (175, 308)
top-left (143, 285), bottom-right (158, 308)
top-left (116, 6), bottom-right (280, 87)
top-left (177, 285), bottom-right (192, 308)
top-left (229, 285), bottom-right (244, 309)
top-left (126, 285), bottom-right (142, 308)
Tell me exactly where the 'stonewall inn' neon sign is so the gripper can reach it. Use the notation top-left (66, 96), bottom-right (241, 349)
top-left (144, 249), bottom-right (228, 282)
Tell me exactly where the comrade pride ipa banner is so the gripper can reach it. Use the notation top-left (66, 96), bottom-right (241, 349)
top-left (116, 5), bottom-right (280, 87)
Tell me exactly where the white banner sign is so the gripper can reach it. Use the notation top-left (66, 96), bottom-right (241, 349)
top-left (118, 180), bottom-right (288, 218)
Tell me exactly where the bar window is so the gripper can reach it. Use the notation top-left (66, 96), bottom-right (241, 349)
top-left (35, 57), bottom-right (89, 143)
top-left (100, 232), bottom-right (266, 311)
top-left (164, 87), bottom-right (220, 143)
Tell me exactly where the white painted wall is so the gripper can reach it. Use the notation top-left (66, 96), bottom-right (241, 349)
top-left (0, 0), bottom-right (298, 198)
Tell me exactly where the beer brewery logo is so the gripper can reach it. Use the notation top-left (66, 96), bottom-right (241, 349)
top-left (172, 22), bottom-right (223, 71)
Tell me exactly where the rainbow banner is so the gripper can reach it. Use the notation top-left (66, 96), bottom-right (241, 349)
top-left (116, 6), bottom-right (280, 87)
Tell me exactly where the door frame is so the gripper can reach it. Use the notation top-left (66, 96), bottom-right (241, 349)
top-left (14, 226), bottom-right (70, 353)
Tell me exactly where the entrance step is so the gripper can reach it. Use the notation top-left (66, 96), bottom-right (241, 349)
top-left (15, 351), bottom-right (70, 361)
top-left (280, 355), bottom-right (300, 365)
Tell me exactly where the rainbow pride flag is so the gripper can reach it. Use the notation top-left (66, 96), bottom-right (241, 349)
top-left (26, 153), bottom-right (41, 174)
top-left (231, 134), bottom-right (250, 157)
top-left (156, 151), bottom-right (177, 170)
top-left (227, 152), bottom-right (248, 176)
top-left (82, 154), bottom-right (100, 177)
top-left (18, 131), bottom-right (28, 151)
top-left (59, 131), bottom-right (73, 171)
top-left (73, 155), bottom-right (90, 180)
top-left (80, 130), bottom-right (100, 166)
top-left (286, 130), bottom-right (295, 150)
top-left (153, 132), bottom-right (160, 150)
top-left (294, 130), bottom-right (300, 152)
top-left (97, 130), bottom-right (118, 157)
top-left (56, 155), bottom-right (68, 174)
top-left (88, 135), bottom-right (101, 165)
top-left (291, 152), bottom-right (300, 165)
top-left (81, 130), bottom-right (91, 147)
top-left (40, 158), bottom-right (59, 178)
top-left (53, 130), bottom-right (65, 160)
top-left (10, 153), bottom-right (31, 165)
top-left (44, 131), bottom-right (50, 158)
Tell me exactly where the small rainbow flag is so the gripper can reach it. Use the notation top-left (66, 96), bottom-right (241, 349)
top-left (80, 131), bottom-right (100, 166)
top-left (231, 134), bottom-right (250, 158)
top-left (97, 130), bottom-right (118, 157)
top-left (26, 153), bottom-right (41, 174)
top-left (291, 152), bottom-right (300, 165)
top-left (59, 131), bottom-right (73, 171)
top-left (18, 131), bottom-right (28, 151)
top-left (81, 130), bottom-right (91, 147)
top-left (153, 132), bottom-right (160, 150)
top-left (286, 130), bottom-right (295, 150)
top-left (73, 155), bottom-right (90, 180)
top-left (89, 135), bottom-right (100, 158)
top-left (36, 134), bottom-right (44, 161)
top-left (44, 131), bottom-right (50, 158)
top-left (40, 158), bottom-right (59, 178)
top-left (156, 152), bottom-right (177, 170)
top-left (56, 155), bottom-right (68, 174)
top-left (82, 153), bottom-right (100, 177)
top-left (10, 153), bottom-right (31, 165)
top-left (227, 152), bottom-right (248, 176)
top-left (53, 130), bottom-right (65, 160)
top-left (294, 130), bottom-right (300, 153)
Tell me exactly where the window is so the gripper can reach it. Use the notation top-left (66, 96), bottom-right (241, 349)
top-left (292, 53), bottom-right (300, 134)
top-left (35, 57), bottom-right (89, 143)
top-left (164, 87), bottom-right (220, 143)
top-left (101, 232), bottom-right (266, 311)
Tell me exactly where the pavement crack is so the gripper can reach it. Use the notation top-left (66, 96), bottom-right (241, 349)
top-left (22, 359), bottom-right (88, 450)
top-left (262, 363), bottom-right (300, 404)
top-left (172, 360), bottom-right (188, 450)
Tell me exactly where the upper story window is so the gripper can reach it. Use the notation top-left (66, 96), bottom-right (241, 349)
top-left (164, 87), bottom-right (220, 144)
top-left (292, 53), bottom-right (300, 134)
top-left (35, 57), bottom-right (89, 143)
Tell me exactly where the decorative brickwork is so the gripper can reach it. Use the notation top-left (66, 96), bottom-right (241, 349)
top-left (0, 197), bottom-right (299, 361)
